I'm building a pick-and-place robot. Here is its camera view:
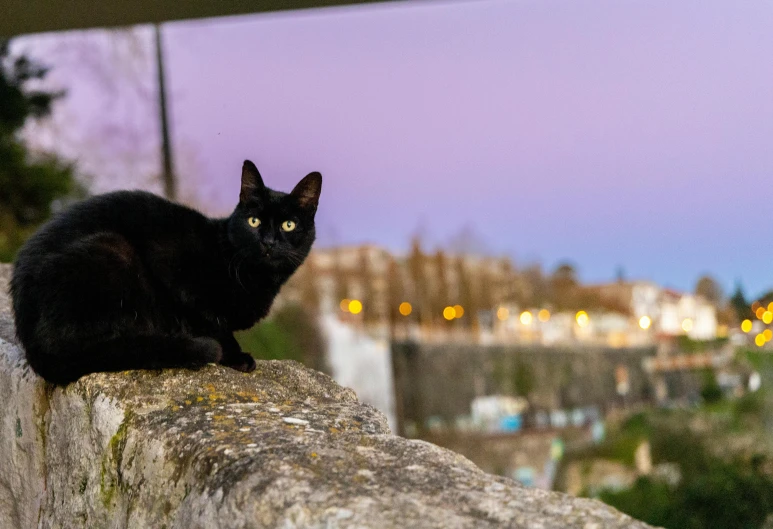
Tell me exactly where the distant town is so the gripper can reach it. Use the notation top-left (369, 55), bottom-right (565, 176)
top-left (279, 241), bottom-right (763, 349)
top-left (269, 242), bottom-right (766, 492)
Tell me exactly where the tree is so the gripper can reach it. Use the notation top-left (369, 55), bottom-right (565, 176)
top-left (433, 250), bottom-right (450, 325)
top-left (20, 28), bottom-right (195, 202)
top-left (297, 257), bottom-right (320, 313)
top-left (0, 40), bottom-right (82, 261)
top-left (695, 275), bottom-right (724, 306)
top-left (408, 237), bottom-right (430, 326)
top-left (522, 264), bottom-right (548, 307)
top-left (729, 282), bottom-right (750, 322)
top-left (358, 247), bottom-right (378, 324)
top-left (456, 257), bottom-right (477, 330)
top-left (386, 256), bottom-right (405, 330)
top-left (332, 246), bottom-right (349, 306)
top-left (550, 262), bottom-right (579, 311)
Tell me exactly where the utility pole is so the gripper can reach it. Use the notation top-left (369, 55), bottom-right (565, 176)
top-left (154, 23), bottom-right (176, 200)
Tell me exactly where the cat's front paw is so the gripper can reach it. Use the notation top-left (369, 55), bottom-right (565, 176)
top-left (190, 337), bottom-right (224, 364)
top-left (221, 351), bottom-right (257, 373)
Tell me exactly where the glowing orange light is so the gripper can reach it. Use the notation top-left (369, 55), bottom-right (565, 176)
top-left (443, 306), bottom-right (456, 321)
top-left (340, 299), bottom-right (350, 312)
top-left (399, 302), bottom-right (412, 316)
top-left (538, 309), bottom-right (550, 322)
top-left (756, 307), bottom-right (766, 319)
top-left (741, 319), bottom-right (753, 333)
top-left (497, 307), bottom-right (509, 321)
top-left (756, 334), bottom-right (766, 347)
top-left (764, 329), bottom-right (772, 341)
top-left (453, 305), bottom-right (464, 318)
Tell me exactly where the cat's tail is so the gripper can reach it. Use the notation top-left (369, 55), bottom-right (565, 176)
top-left (25, 334), bottom-right (223, 386)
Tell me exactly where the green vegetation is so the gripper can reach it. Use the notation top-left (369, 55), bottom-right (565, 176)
top-left (0, 40), bottom-right (83, 261)
top-left (579, 348), bottom-right (773, 529)
top-left (235, 303), bottom-right (329, 374)
top-left (675, 335), bottom-right (729, 353)
top-left (599, 422), bottom-right (773, 529)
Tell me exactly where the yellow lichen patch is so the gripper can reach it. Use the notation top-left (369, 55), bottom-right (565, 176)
top-left (184, 400), bottom-right (192, 406)
top-left (196, 396), bottom-right (204, 402)
top-left (310, 452), bottom-right (318, 458)
top-left (329, 427), bottom-right (340, 434)
top-left (251, 396), bottom-right (259, 402)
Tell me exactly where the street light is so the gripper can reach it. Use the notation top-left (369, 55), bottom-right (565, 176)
top-left (348, 299), bottom-right (363, 315)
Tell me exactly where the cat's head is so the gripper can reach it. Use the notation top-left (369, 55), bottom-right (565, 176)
top-left (228, 160), bottom-right (322, 271)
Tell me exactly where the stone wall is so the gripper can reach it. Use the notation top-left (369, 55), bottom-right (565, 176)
top-left (0, 264), bottom-right (654, 528)
top-left (391, 341), bottom-right (657, 433)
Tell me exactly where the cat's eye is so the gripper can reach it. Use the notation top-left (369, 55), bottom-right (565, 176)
top-left (248, 217), bottom-right (261, 228)
top-left (281, 220), bottom-right (297, 232)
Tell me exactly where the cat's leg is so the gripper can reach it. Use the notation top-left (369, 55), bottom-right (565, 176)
top-left (217, 333), bottom-right (257, 373)
top-left (28, 335), bottom-right (224, 385)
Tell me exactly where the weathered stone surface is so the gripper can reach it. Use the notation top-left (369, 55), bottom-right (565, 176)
top-left (0, 264), bottom-right (654, 528)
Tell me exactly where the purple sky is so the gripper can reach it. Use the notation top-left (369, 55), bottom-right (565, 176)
top-left (25, 0), bottom-right (773, 297)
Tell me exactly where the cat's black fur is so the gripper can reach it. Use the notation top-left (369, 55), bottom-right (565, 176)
top-left (10, 160), bottom-right (321, 385)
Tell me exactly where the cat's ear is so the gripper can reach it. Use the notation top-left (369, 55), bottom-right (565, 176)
top-left (240, 160), bottom-right (265, 202)
top-left (291, 172), bottom-right (322, 210)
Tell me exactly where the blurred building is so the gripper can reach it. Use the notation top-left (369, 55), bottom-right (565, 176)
top-left (279, 245), bottom-right (721, 346)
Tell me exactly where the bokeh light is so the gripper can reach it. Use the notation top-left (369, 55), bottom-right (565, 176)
top-left (497, 307), bottom-right (509, 321)
top-left (741, 319), bottom-right (753, 333)
top-left (348, 299), bottom-right (362, 315)
top-left (443, 306), bottom-right (456, 321)
top-left (639, 316), bottom-right (652, 330)
top-left (538, 309), bottom-right (550, 322)
top-left (399, 302), bottom-right (412, 316)
top-left (576, 311), bottom-right (589, 328)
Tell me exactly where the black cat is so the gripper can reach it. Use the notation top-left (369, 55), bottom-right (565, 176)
top-left (10, 160), bottom-right (321, 385)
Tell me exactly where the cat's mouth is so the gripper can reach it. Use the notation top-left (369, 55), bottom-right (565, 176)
top-left (258, 251), bottom-right (288, 269)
